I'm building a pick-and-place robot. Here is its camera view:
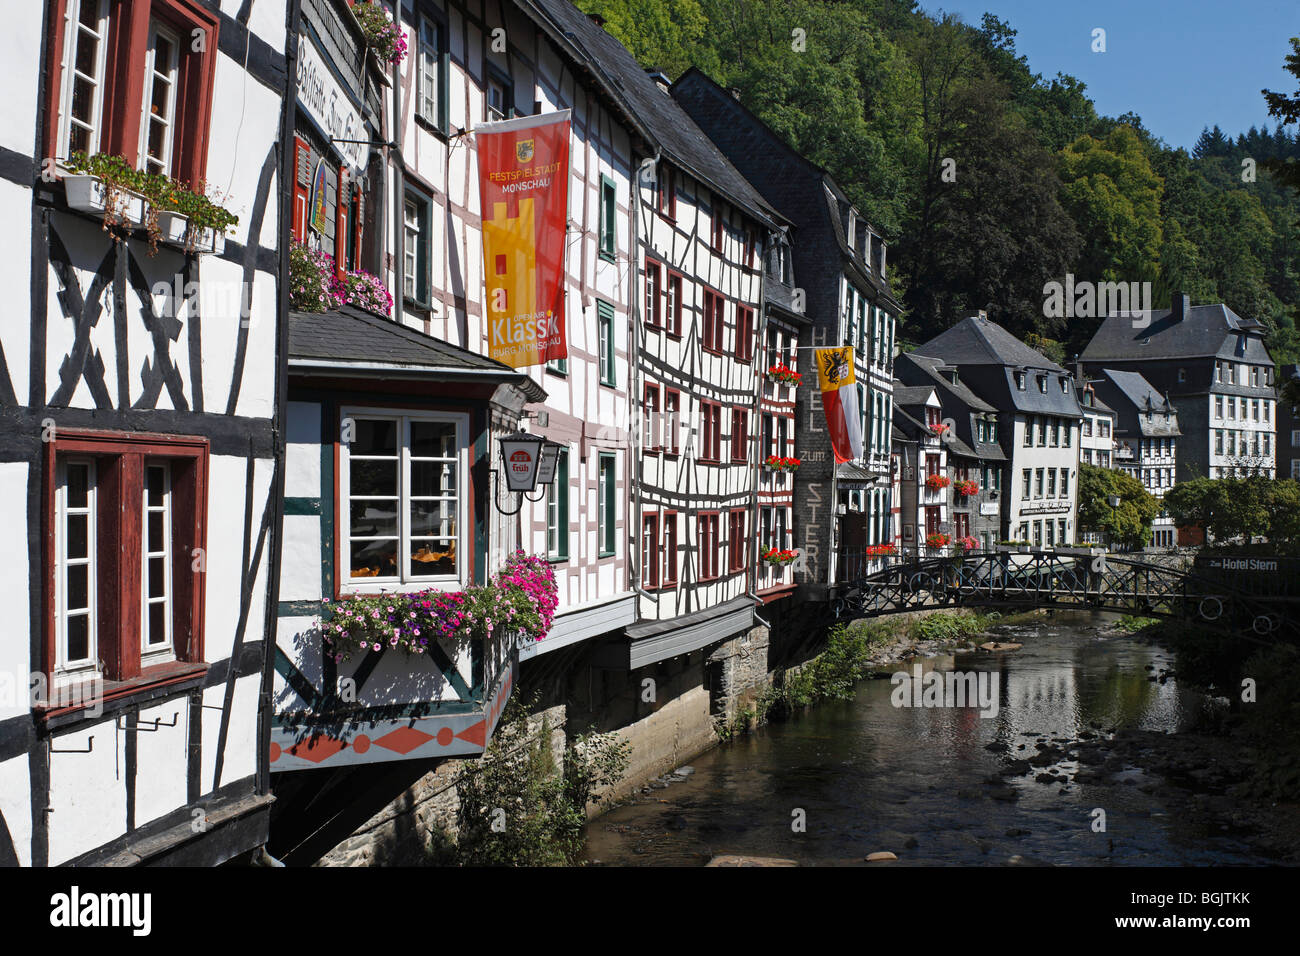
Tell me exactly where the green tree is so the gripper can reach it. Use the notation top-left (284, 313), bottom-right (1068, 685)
top-left (1058, 125), bottom-right (1165, 287)
top-left (1208, 476), bottom-right (1272, 542)
top-left (1077, 464), bottom-right (1159, 550)
top-left (1261, 37), bottom-right (1300, 197)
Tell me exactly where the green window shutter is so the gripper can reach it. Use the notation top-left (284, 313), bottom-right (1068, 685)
top-left (600, 175), bottom-right (616, 261)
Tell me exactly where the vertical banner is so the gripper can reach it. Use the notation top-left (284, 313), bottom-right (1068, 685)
top-left (815, 347), bottom-right (863, 463)
top-left (476, 110), bottom-right (572, 368)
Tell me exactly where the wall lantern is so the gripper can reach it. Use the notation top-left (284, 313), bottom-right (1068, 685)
top-left (1107, 495), bottom-right (1121, 507)
top-left (500, 432), bottom-right (545, 493)
top-left (494, 433), bottom-right (561, 514)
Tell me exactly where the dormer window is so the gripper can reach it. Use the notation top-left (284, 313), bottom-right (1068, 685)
top-left (1038, 375), bottom-right (1047, 394)
top-left (1016, 371), bottom-right (1026, 390)
top-left (1178, 368), bottom-right (1186, 382)
top-left (1060, 376), bottom-right (1069, 394)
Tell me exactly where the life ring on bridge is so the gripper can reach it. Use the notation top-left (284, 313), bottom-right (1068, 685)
top-left (1252, 614), bottom-right (1278, 635)
top-left (1198, 596), bottom-right (1223, 621)
top-left (909, 572), bottom-right (934, 594)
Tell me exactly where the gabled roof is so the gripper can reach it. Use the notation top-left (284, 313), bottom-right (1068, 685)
top-left (915, 315), bottom-right (1066, 372)
top-left (892, 384), bottom-right (936, 408)
top-left (289, 306), bottom-right (546, 401)
top-left (521, 0), bottom-right (783, 231)
top-left (1093, 369), bottom-right (1181, 439)
top-left (1081, 302), bottom-right (1271, 363)
top-left (898, 353), bottom-right (996, 412)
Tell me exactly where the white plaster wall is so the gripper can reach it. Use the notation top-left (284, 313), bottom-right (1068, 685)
top-left (274, 616), bottom-right (323, 712)
top-left (0, 463), bottom-right (31, 723)
top-left (0, 0), bottom-right (41, 158)
top-left (281, 513), bottom-right (322, 602)
top-left (132, 697), bottom-right (190, 826)
top-left (0, 754), bottom-right (32, 866)
top-left (200, 673), bottom-right (260, 791)
top-left (286, 401), bottom-right (322, 497)
top-left (46, 718), bottom-right (127, 865)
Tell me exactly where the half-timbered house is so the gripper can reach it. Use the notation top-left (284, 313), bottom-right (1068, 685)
top-left (0, 0), bottom-right (289, 866)
top-left (672, 69), bottom-right (900, 597)
top-left (541, 24), bottom-right (786, 671)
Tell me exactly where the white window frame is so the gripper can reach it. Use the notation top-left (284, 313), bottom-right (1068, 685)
top-left (140, 461), bottom-right (175, 666)
top-left (137, 20), bottom-right (182, 176)
top-left (55, 458), bottom-right (99, 680)
top-left (339, 408), bottom-right (469, 593)
top-left (57, 0), bottom-right (111, 160)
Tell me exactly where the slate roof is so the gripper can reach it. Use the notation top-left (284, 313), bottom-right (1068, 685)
top-left (891, 385), bottom-right (935, 408)
top-left (520, 0), bottom-right (783, 230)
top-left (897, 353), bottom-right (996, 413)
top-left (289, 306), bottom-right (546, 401)
top-left (669, 66), bottom-right (898, 310)
top-left (1080, 303), bottom-right (1272, 364)
top-left (916, 315), bottom-right (1066, 372)
top-left (1093, 368), bottom-right (1181, 438)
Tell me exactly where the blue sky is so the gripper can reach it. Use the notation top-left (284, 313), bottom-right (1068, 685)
top-left (919, 0), bottom-right (1300, 150)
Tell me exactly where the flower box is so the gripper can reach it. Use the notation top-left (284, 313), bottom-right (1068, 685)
top-left (953, 479), bottom-right (980, 497)
top-left (155, 210), bottom-right (189, 246)
top-left (955, 536), bottom-right (980, 551)
top-left (924, 473), bottom-right (951, 491)
top-left (64, 174), bottom-right (146, 225)
top-left (761, 548), bottom-right (798, 566)
top-left (865, 543), bottom-right (896, 558)
top-left (928, 423), bottom-right (949, 436)
top-left (766, 364), bottom-right (802, 387)
top-left (764, 455), bottom-right (801, 472)
top-left (925, 533), bottom-right (951, 548)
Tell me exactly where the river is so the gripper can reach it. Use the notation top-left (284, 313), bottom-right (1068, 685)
top-left (580, 613), bottom-right (1268, 866)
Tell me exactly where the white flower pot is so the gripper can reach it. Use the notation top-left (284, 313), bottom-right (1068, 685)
top-left (64, 174), bottom-right (146, 225)
top-left (155, 210), bottom-right (189, 246)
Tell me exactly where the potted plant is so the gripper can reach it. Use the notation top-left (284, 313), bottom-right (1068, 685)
top-left (954, 478), bottom-right (980, 497)
top-left (865, 543), bottom-right (896, 558)
top-left (924, 473), bottom-right (951, 491)
top-left (351, 0), bottom-right (409, 64)
top-left (925, 533), bottom-right (951, 548)
top-left (766, 363), bottom-right (802, 387)
top-left (955, 536), bottom-right (980, 552)
top-left (928, 422), bottom-right (949, 437)
top-left (61, 152), bottom-right (147, 230)
top-left (761, 547), bottom-right (798, 566)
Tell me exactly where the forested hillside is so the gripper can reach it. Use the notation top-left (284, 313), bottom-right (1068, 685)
top-left (576, 0), bottom-right (1300, 364)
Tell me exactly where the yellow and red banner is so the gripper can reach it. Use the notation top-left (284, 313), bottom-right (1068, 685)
top-left (476, 110), bottom-right (571, 368)
top-left (815, 347), bottom-right (863, 463)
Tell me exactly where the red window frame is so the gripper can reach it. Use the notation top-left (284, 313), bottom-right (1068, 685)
top-left (925, 453), bottom-right (940, 478)
top-left (664, 390), bottom-right (681, 456)
top-left (643, 383), bottom-right (661, 453)
top-left (645, 259), bottom-right (663, 328)
top-left (955, 512), bottom-right (970, 539)
top-left (702, 290), bottom-right (725, 354)
top-left (728, 509), bottom-right (747, 574)
top-left (45, 0), bottom-right (220, 188)
top-left (698, 512), bottom-right (720, 580)
top-left (667, 272), bottom-right (684, 337)
top-left (735, 305), bottom-right (754, 362)
top-left (642, 513), bottom-right (659, 589)
top-left (662, 510), bottom-right (678, 586)
top-left (711, 196), bottom-right (725, 253)
top-left (41, 430), bottom-right (209, 712)
top-left (657, 164), bottom-right (676, 220)
top-left (292, 136), bottom-right (312, 242)
top-left (730, 407), bottom-right (748, 463)
top-left (700, 401), bottom-right (722, 463)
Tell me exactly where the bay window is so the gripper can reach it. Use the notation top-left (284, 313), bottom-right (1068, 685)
top-left (341, 411), bottom-right (466, 588)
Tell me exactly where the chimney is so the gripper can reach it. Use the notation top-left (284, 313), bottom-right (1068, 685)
top-left (588, 13), bottom-right (606, 27)
top-left (728, 87), bottom-right (742, 101)
top-left (1171, 292), bottom-right (1189, 322)
top-left (645, 68), bottom-right (671, 94)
